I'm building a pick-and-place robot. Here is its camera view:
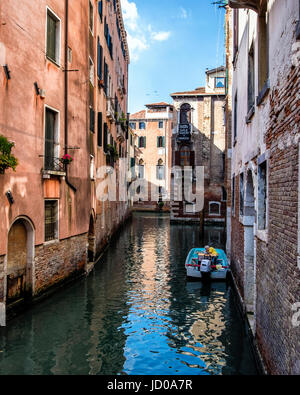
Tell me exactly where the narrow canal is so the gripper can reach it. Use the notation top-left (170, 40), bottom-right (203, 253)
top-left (0, 213), bottom-right (259, 375)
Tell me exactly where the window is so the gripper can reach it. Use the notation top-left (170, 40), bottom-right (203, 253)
top-left (89, 57), bottom-right (94, 86)
top-left (45, 200), bottom-right (58, 242)
top-left (138, 160), bottom-right (144, 179)
top-left (89, 0), bottom-right (94, 34)
top-left (156, 160), bottom-right (165, 180)
top-left (138, 136), bottom-right (146, 148)
top-left (240, 173), bottom-right (244, 216)
top-left (297, 0), bottom-right (300, 40)
top-left (103, 122), bottom-right (108, 152)
top-left (209, 202), bottom-right (221, 216)
top-left (258, 161), bottom-right (267, 230)
top-left (180, 146), bottom-right (190, 167)
top-left (180, 103), bottom-right (191, 124)
top-left (129, 122), bottom-right (136, 130)
top-left (139, 122), bottom-right (146, 130)
top-left (159, 121), bottom-right (163, 129)
top-left (232, 176), bottom-right (235, 215)
top-left (257, 11), bottom-right (269, 104)
top-left (247, 44), bottom-right (255, 114)
top-left (215, 77), bottom-right (225, 88)
top-left (233, 9), bottom-right (239, 61)
top-left (157, 136), bottom-right (165, 148)
top-left (97, 112), bottom-right (102, 146)
top-left (46, 8), bottom-right (61, 65)
top-left (233, 92), bottom-right (237, 142)
top-left (130, 157), bottom-right (135, 178)
top-left (97, 37), bottom-right (103, 80)
top-left (89, 107), bottom-right (95, 133)
top-left (98, 0), bottom-right (103, 22)
top-left (44, 107), bottom-right (59, 171)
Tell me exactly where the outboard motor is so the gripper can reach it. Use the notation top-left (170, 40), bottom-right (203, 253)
top-left (200, 259), bottom-right (211, 280)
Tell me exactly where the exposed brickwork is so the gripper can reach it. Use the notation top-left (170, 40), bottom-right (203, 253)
top-left (254, 63), bottom-right (300, 375)
top-left (34, 234), bottom-right (87, 295)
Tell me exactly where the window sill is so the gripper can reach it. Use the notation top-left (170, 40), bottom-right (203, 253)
top-left (42, 169), bottom-right (66, 178)
top-left (245, 105), bottom-right (255, 124)
top-left (256, 79), bottom-right (270, 106)
top-left (296, 20), bottom-right (300, 40)
top-left (46, 56), bottom-right (60, 68)
top-left (255, 229), bottom-right (268, 243)
top-left (43, 239), bottom-right (60, 246)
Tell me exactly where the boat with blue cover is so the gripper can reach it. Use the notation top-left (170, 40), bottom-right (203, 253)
top-left (185, 248), bottom-right (230, 280)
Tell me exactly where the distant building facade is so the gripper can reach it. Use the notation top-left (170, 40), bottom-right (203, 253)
top-left (227, 0), bottom-right (300, 374)
top-left (170, 67), bottom-right (226, 224)
top-left (129, 103), bottom-right (174, 210)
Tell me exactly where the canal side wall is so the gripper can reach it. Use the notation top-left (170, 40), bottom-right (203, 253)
top-left (34, 233), bottom-right (87, 296)
top-left (228, 0), bottom-right (300, 375)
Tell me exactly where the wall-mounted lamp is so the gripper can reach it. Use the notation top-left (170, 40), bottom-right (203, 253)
top-left (3, 65), bottom-right (11, 80)
top-left (34, 81), bottom-right (40, 95)
top-left (6, 190), bottom-right (14, 205)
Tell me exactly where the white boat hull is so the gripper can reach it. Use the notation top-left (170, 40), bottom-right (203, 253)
top-left (186, 266), bottom-right (229, 280)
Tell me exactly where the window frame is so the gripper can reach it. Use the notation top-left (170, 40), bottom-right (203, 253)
top-left (209, 201), bottom-right (221, 216)
top-left (44, 105), bottom-right (60, 171)
top-left (44, 199), bottom-right (59, 243)
top-left (46, 6), bottom-right (61, 66)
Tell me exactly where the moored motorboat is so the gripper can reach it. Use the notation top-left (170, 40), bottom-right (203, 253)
top-left (185, 248), bottom-right (230, 280)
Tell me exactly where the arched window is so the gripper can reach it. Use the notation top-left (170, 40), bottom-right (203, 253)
top-left (156, 159), bottom-right (165, 180)
top-left (180, 103), bottom-right (191, 124)
top-left (138, 159), bottom-right (144, 179)
top-left (209, 201), bottom-right (221, 216)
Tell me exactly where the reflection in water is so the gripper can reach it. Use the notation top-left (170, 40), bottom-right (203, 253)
top-left (0, 213), bottom-right (258, 375)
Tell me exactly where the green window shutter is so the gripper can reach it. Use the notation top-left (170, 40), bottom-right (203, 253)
top-left (98, 114), bottom-right (102, 146)
top-left (47, 13), bottom-right (56, 61)
top-left (143, 136), bottom-right (146, 148)
top-left (157, 137), bottom-right (159, 147)
top-left (104, 123), bottom-right (108, 152)
top-left (162, 136), bottom-right (165, 148)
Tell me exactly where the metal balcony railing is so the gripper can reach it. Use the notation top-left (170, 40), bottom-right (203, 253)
top-left (42, 156), bottom-right (65, 173)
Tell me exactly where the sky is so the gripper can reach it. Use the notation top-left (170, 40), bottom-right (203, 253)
top-left (120, 0), bottom-right (226, 115)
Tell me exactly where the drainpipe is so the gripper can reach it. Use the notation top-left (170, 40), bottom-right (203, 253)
top-left (64, 0), bottom-right (77, 192)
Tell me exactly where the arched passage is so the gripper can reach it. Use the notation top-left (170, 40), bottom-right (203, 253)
top-left (6, 217), bottom-right (35, 304)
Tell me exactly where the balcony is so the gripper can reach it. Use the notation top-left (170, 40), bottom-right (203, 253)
top-left (41, 156), bottom-right (66, 178)
top-left (106, 98), bottom-right (115, 121)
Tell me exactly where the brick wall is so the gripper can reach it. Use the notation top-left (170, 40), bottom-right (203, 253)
top-left (255, 64), bottom-right (300, 375)
top-left (34, 234), bottom-right (87, 295)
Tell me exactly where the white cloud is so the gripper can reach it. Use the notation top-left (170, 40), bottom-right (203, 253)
top-left (121, 0), bottom-right (171, 62)
top-left (151, 31), bottom-right (171, 42)
top-left (179, 7), bottom-right (188, 19)
top-left (121, 0), bottom-right (139, 31)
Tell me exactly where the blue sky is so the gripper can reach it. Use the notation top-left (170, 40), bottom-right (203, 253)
top-left (120, 0), bottom-right (226, 114)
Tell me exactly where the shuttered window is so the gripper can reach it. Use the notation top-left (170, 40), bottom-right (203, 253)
top-left (97, 112), bottom-right (102, 146)
top-left (103, 122), bottom-right (108, 152)
top-left (45, 108), bottom-right (58, 171)
top-left (90, 108), bottom-right (95, 133)
top-left (46, 11), bottom-right (58, 62)
top-left (157, 136), bottom-right (165, 148)
top-left (45, 200), bottom-right (58, 242)
top-left (98, 1), bottom-right (103, 22)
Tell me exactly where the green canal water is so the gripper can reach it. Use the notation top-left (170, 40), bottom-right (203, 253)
top-left (0, 213), bottom-right (259, 375)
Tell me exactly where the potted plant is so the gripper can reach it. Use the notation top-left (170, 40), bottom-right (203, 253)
top-left (60, 153), bottom-right (73, 165)
top-left (107, 144), bottom-right (119, 163)
top-left (158, 201), bottom-right (164, 211)
top-left (0, 135), bottom-right (18, 174)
